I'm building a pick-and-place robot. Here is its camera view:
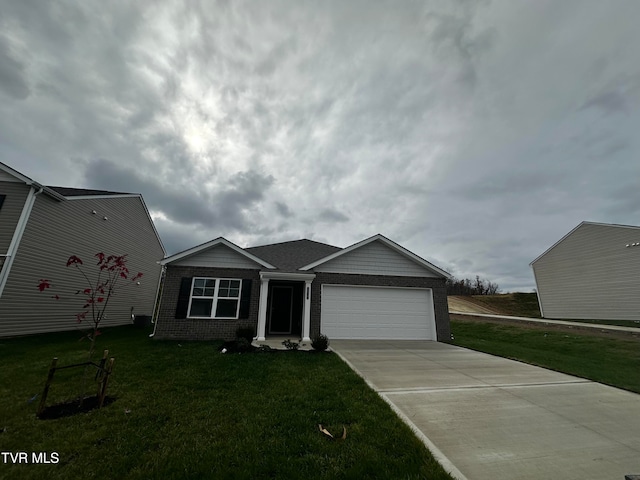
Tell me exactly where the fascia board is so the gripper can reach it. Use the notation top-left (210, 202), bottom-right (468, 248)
top-left (299, 233), bottom-right (451, 278)
top-left (529, 222), bottom-right (586, 266)
top-left (62, 194), bottom-right (140, 200)
top-left (161, 237), bottom-right (276, 269)
top-left (530, 221), bottom-right (640, 266)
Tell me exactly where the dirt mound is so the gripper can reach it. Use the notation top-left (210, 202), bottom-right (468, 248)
top-left (448, 296), bottom-right (501, 314)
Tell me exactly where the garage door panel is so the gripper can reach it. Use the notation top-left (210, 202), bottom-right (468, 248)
top-left (321, 285), bottom-right (436, 340)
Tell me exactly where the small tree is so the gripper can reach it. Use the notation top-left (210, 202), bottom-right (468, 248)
top-left (38, 253), bottom-right (142, 360)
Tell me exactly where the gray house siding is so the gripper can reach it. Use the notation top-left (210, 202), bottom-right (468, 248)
top-left (314, 240), bottom-right (440, 277)
top-left (532, 223), bottom-right (640, 321)
top-left (310, 272), bottom-right (451, 341)
top-left (0, 181), bottom-right (31, 254)
top-left (0, 194), bottom-right (165, 337)
top-left (154, 266), bottom-right (261, 340)
top-left (171, 245), bottom-right (262, 269)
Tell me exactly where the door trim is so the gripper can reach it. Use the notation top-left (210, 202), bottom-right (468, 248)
top-left (268, 285), bottom-right (294, 334)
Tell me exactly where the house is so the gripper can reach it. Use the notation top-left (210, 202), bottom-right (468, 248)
top-left (530, 221), bottom-right (640, 321)
top-left (0, 162), bottom-right (166, 337)
top-left (154, 234), bottom-right (451, 342)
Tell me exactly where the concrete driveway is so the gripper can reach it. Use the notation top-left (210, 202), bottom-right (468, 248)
top-left (331, 340), bottom-right (640, 480)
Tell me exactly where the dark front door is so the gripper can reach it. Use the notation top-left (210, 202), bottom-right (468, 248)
top-left (268, 286), bottom-right (294, 334)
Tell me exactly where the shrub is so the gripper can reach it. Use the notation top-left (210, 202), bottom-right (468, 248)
top-left (236, 337), bottom-right (252, 353)
top-left (311, 334), bottom-right (329, 352)
top-left (235, 326), bottom-right (255, 344)
top-left (282, 339), bottom-right (299, 351)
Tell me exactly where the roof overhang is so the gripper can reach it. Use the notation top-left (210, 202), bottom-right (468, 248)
top-left (0, 162), bottom-right (67, 201)
top-left (160, 237), bottom-right (276, 269)
top-left (259, 271), bottom-right (316, 281)
top-left (529, 221), bottom-right (640, 266)
top-left (299, 233), bottom-right (451, 278)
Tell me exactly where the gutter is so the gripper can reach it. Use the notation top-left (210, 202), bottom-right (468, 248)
top-left (148, 264), bottom-right (165, 338)
top-left (0, 187), bottom-right (44, 298)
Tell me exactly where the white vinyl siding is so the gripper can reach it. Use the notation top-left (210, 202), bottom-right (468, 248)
top-left (0, 194), bottom-right (165, 337)
top-left (314, 240), bottom-right (438, 277)
top-left (172, 245), bottom-right (261, 269)
top-left (532, 223), bottom-right (640, 321)
top-left (187, 278), bottom-right (242, 319)
top-left (321, 285), bottom-right (436, 340)
top-left (0, 171), bottom-right (22, 182)
top-left (0, 182), bottom-right (30, 253)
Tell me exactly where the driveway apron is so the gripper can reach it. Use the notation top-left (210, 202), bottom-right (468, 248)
top-left (331, 340), bottom-right (640, 480)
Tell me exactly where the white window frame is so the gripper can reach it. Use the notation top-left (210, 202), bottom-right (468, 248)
top-left (187, 277), bottom-right (242, 319)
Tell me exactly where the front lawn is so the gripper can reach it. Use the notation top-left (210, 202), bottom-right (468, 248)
top-left (0, 326), bottom-right (453, 480)
top-left (451, 318), bottom-right (640, 393)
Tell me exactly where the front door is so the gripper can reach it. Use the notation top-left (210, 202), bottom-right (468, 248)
top-left (268, 286), bottom-right (294, 334)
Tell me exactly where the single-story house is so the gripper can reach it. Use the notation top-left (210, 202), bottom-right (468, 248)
top-left (0, 161), bottom-right (166, 337)
top-left (154, 234), bottom-right (451, 342)
top-left (530, 221), bottom-right (640, 321)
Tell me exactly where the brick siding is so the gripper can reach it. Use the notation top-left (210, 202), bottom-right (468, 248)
top-left (310, 272), bottom-right (451, 342)
top-left (156, 267), bottom-right (451, 342)
top-left (154, 266), bottom-right (260, 340)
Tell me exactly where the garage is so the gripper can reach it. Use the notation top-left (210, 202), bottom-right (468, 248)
top-left (320, 285), bottom-right (436, 340)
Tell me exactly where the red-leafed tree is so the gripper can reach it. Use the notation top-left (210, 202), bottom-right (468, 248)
top-left (38, 253), bottom-right (143, 359)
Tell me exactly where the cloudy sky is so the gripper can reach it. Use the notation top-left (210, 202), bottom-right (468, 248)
top-left (1, 0), bottom-right (638, 291)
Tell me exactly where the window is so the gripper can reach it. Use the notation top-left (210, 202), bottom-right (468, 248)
top-left (0, 195), bottom-right (5, 212)
top-left (187, 278), bottom-right (242, 319)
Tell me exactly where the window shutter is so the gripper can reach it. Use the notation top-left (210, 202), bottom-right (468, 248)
top-left (175, 277), bottom-right (193, 319)
top-left (238, 279), bottom-right (252, 319)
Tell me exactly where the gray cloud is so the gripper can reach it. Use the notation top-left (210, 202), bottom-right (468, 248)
top-left (2, 0), bottom-right (640, 291)
top-left (581, 91), bottom-right (628, 115)
top-left (85, 158), bottom-right (274, 232)
top-left (0, 33), bottom-right (30, 99)
top-left (275, 202), bottom-right (293, 218)
top-left (318, 208), bottom-right (349, 223)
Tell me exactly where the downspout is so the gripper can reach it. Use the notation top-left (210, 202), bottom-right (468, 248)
top-left (0, 186), bottom-right (43, 299)
top-left (148, 264), bottom-right (165, 338)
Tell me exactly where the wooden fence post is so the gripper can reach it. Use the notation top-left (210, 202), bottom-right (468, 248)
top-left (37, 357), bottom-right (58, 417)
top-left (98, 357), bottom-right (115, 408)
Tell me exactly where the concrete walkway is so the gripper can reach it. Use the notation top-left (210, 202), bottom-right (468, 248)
top-left (331, 340), bottom-right (640, 480)
top-left (450, 311), bottom-right (640, 334)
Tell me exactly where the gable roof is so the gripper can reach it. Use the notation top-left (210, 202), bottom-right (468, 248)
top-left (530, 221), bottom-right (640, 266)
top-left (299, 233), bottom-right (451, 277)
top-left (0, 163), bottom-right (135, 200)
top-left (0, 162), bottom-right (66, 201)
top-left (245, 239), bottom-right (342, 272)
top-left (47, 186), bottom-right (133, 197)
top-left (0, 161), bottom-right (166, 255)
top-left (160, 237), bottom-right (277, 268)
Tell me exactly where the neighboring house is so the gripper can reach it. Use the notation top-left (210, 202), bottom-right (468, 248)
top-left (0, 162), bottom-right (166, 337)
top-left (155, 234), bottom-right (451, 342)
top-left (530, 221), bottom-right (640, 321)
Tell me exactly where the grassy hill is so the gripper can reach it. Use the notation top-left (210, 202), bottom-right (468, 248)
top-left (457, 293), bottom-right (541, 318)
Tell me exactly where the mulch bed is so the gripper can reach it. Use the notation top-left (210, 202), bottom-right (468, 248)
top-left (38, 396), bottom-right (116, 420)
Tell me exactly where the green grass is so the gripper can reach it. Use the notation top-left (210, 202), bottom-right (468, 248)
top-left (544, 317), bottom-right (640, 328)
top-left (450, 319), bottom-right (640, 393)
top-left (469, 293), bottom-right (542, 317)
top-left (0, 326), bottom-right (453, 480)
top-left (468, 293), bottom-right (640, 328)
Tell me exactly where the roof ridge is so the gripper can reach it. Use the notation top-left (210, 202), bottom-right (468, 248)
top-left (247, 238), bottom-right (341, 249)
top-left (47, 185), bottom-right (135, 196)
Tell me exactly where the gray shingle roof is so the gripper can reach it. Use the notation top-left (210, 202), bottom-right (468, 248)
top-left (47, 186), bottom-right (133, 196)
top-left (246, 239), bottom-right (342, 271)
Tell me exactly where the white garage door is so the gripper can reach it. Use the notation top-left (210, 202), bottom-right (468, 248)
top-left (321, 285), bottom-right (436, 340)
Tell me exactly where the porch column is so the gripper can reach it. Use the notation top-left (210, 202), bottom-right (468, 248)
top-left (302, 280), bottom-right (312, 342)
top-left (257, 278), bottom-right (269, 341)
